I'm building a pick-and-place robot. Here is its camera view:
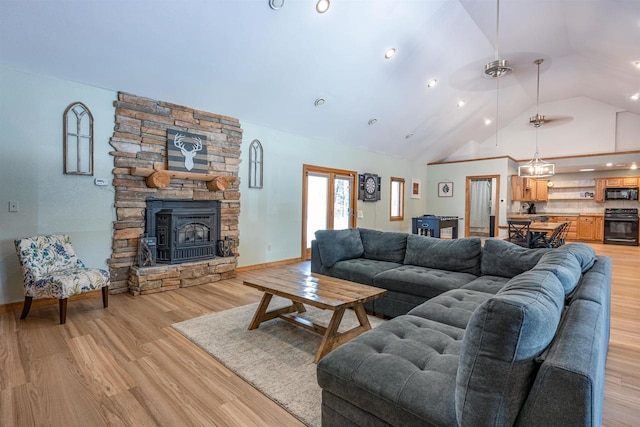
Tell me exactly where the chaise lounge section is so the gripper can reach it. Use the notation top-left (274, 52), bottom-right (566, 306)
top-left (313, 229), bottom-right (611, 426)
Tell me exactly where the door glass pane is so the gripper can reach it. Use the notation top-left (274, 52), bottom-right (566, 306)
top-left (306, 174), bottom-right (329, 248)
top-left (391, 181), bottom-right (401, 217)
top-left (334, 176), bottom-right (352, 230)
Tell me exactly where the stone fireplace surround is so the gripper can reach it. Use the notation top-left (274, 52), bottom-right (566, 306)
top-left (107, 92), bottom-right (241, 296)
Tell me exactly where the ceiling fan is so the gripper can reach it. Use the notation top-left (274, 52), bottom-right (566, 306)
top-left (529, 58), bottom-right (573, 128)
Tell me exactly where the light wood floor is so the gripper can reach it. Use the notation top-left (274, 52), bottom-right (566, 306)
top-left (0, 244), bottom-right (638, 426)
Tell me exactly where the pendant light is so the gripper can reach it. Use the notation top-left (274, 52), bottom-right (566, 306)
top-left (518, 59), bottom-right (555, 178)
top-left (484, 0), bottom-right (512, 78)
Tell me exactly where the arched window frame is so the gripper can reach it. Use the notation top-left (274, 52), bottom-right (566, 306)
top-left (249, 139), bottom-right (264, 188)
top-left (63, 102), bottom-right (94, 175)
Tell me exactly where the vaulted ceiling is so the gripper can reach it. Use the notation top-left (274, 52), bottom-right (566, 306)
top-left (2, 0), bottom-right (639, 163)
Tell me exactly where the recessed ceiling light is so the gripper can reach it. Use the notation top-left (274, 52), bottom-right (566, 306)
top-left (632, 163), bottom-right (638, 170)
top-left (316, 0), bottom-right (330, 13)
top-left (606, 162), bottom-right (613, 167)
top-left (269, 0), bottom-right (285, 10)
top-left (427, 79), bottom-right (438, 88)
top-left (384, 48), bottom-right (396, 59)
top-left (405, 133), bottom-right (414, 139)
top-left (579, 168), bottom-right (595, 172)
top-left (634, 61), bottom-right (640, 69)
top-left (457, 100), bottom-right (466, 108)
top-left (314, 98), bottom-right (325, 107)
top-left (484, 118), bottom-right (492, 125)
top-left (631, 93), bottom-right (640, 101)
top-left (368, 118), bottom-right (378, 125)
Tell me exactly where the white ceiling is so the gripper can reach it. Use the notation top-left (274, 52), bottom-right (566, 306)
top-left (2, 0), bottom-right (640, 164)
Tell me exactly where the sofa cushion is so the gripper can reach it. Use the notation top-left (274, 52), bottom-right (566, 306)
top-left (374, 265), bottom-right (477, 300)
top-left (556, 242), bottom-right (597, 272)
top-left (314, 228), bottom-right (364, 268)
top-left (317, 315), bottom-right (464, 426)
top-left (407, 289), bottom-right (492, 330)
top-left (359, 228), bottom-right (407, 263)
top-left (481, 239), bottom-right (550, 278)
top-left (533, 249), bottom-right (583, 295)
top-left (403, 235), bottom-right (482, 276)
top-left (455, 269), bottom-right (565, 426)
top-left (323, 258), bottom-right (401, 286)
top-left (460, 275), bottom-right (510, 295)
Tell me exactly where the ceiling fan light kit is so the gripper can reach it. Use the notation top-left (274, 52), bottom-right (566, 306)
top-left (484, 59), bottom-right (512, 78)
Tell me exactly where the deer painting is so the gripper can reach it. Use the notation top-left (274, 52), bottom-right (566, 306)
top-left (173, 133), bottom-right (203, 171)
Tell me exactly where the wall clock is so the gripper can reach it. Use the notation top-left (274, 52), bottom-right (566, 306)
top-left (359, 173), bottom-right (381, 201)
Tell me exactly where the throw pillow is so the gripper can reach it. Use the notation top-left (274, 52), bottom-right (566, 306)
top-left (481, 239), bottom-right (550, 278)
top-left (314, 229), bottom-right (364, 268)
top-left (358, 228), bottom-right (407, 263)
top-left (403, 235), bottom-right (482, 276)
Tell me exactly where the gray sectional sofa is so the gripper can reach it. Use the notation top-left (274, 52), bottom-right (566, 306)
top-left (311, 228), bottom-right (611, 426)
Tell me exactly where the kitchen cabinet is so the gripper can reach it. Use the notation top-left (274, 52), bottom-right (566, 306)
top-left (511, 176), bottom-right (548, 202)
top-left (510, 176), bottom-right (525, 201)
top-left (577, 215), bottom-right (604, 242)
top-left (594, 216), bottom-right (604, 241)
top-left (604, 176), bottom-right (639, 187)
top-left (548, 216), bottom-right (578, 240)
top-left (595, 179), bottom-right (605, 202)
top-left (534, 180), bottom-right (549, 201)
top-left (578, 216), bottom-right (596, 240)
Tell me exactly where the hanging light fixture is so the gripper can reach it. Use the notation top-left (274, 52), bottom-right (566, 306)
top-left (519, 58), bottom-right (555, 178)
top-left (484, 0), bottom-right (512, 78)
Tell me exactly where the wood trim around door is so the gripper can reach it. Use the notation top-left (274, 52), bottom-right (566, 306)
top-left (464, 174), bottom-right (500, 238)
top-left (302, 164), bottom-right (358, 259)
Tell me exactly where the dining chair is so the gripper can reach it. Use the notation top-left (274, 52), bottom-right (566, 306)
top-left (507, 220), bottom-right (532, 248)
top-left (14, 234), bottom-right (110, 324)
top-left (531, 222), bottom-right (569, 248)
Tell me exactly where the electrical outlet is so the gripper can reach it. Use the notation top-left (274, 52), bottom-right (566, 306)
top-left (9, 201), bottom-right (19, 212)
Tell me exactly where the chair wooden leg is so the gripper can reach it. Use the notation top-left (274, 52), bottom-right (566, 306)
top-left (102, 286), bottom-right (109, 308)
top-left (59, 298), bottom-right (68, 324)
top-left (20, 296), bottom-right (33, 320)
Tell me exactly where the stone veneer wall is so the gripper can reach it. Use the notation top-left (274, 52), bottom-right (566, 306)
top-left (107, 92), bottom-right (241, 295)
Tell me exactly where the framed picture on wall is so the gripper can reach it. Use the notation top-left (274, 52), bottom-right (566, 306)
top-left (438, 181), bottom-right (453, 197)
top-left (411, 179), bottom-right (421, 199)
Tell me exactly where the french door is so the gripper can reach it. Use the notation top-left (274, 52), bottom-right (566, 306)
top-left (302, 164), bottom-right (357, 259)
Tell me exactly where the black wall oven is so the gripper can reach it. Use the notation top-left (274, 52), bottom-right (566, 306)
top-left (604, 208), bottom-right (639, 246)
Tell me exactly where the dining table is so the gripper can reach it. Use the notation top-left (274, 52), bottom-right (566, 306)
top-left (527, 221), bottom-right (565, 247)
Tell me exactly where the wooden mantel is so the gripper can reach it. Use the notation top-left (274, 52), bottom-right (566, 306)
top-left (130, 167), bottom-right (237, 191)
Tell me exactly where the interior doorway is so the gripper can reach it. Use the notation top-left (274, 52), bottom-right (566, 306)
top-left (302, 164), bottom-right (357, 259)
top-left (465, 175), bottom-right (500, 238)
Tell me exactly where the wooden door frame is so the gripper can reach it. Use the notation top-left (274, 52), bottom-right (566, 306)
top-left (465, 175), bottom-right (500, 238)
top-left (302, 164), bottom-right (358, 259)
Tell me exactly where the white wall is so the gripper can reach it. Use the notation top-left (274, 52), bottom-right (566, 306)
top-left (238, 123), bottom-right (426, 267)
top-left (0, 65), bottom-right (116, 305)
top-left (446, 96), bottom-right (638, 162)
top-left (426, 157), bottom-right (513, 238)
top-left (0, 66), bottom-right (430, 304)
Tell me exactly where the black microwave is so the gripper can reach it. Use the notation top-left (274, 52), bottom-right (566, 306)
top-left (605, 187), bottom-right (639, 200)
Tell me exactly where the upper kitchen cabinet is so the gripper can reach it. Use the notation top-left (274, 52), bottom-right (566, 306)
top-left (605, 177), bottom-right (638, 187)
top-left (510, 176), bottom-right (548, 202)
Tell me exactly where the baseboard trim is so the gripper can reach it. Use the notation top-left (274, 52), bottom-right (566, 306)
top-left (237, 257), bottom-right (305, 272)
top-left (0, 290), bottom-right (104, 314)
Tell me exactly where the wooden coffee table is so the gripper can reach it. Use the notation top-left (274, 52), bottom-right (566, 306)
top-left (243, 269), bottom-right (387, 363)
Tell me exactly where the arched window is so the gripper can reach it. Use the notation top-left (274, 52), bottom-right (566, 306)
top-left (63, 102), bottom-right (94, 175)
top-left (249, 139), bottom-right (263, 188)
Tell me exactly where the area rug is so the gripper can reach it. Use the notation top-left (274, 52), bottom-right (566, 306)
top-left (172, 297), bottom-right (384, 426)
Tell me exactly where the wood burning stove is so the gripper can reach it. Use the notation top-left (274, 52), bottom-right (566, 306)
top-left (145, 199), bottom-right (221, 264)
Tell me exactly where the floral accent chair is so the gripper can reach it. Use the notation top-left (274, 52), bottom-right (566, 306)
top-left (14, 234), bottom-right (110, 324)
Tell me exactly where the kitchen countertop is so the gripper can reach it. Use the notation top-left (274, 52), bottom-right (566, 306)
top-left (507, 212), bottom-right (604, 218)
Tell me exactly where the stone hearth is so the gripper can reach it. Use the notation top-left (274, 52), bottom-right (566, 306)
top-left (107, 92), bottom-right (241, 295)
